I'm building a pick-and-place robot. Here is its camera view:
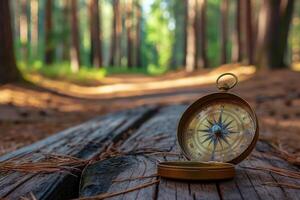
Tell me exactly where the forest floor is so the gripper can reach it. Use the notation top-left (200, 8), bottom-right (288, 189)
top-left (1, 64), bottom-right (300, 156)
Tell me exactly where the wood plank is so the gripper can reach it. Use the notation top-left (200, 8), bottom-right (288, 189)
top-left (0, 106), bottom-right (157, 200)
top-left (80, 105), bottom-right (300, 200)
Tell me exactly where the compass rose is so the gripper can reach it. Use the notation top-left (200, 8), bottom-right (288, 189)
top-left (198, 109), bottom-right (238, 160)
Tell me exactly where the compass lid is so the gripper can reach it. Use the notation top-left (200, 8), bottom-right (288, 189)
top-left (157, 161), bottom-right (235, 181)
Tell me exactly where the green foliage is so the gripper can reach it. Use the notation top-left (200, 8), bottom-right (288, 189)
top-left (19, 59), bottom-right (167, 85)
top-left (142, 0), bottom-right (174, 71)
top-left (19, 61), bottom-right (106, 84)
top-left (206, 0), bottom-right (221, 67)
top-left (12, 0), bottom-right (298, 81)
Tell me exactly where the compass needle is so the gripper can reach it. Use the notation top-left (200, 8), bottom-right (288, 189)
top-left (221, 135), bottom-right (230, 146)
top-left (201, 134), bottom-right (213, 144)
top-left (228, 130), bottom-right (239, 134)
top-left (218, 107), bottom-right (224, 124)
top-left (217, 137), bottom-right (224, 150)
top-left (206, 119), bottom-right (214, 126)
top-left (198, 129), bottom-right (210, 133)
top-left (224, 120), bottom-right (234, 129)
top-left (201, 133), bottom-right (212, 137)
top-left (211, 138), bottom-right (217, 160)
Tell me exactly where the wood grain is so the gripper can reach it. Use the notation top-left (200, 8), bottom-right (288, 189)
top-left (1, 104), bottom-right (300, 200)
top-left (0, 106), bottom-right (157, 200)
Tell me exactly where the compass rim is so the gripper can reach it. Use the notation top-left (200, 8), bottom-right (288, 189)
top-left (177, 92), bottom-right (259, 165)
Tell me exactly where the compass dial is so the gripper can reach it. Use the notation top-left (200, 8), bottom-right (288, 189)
top-left (178, 93), bottom-right (258, 164)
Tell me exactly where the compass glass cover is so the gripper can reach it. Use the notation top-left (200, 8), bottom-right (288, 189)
top-left (181, 99), bottom-right (256, 163)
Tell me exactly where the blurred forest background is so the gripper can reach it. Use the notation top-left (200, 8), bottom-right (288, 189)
top-left (1, 0), bottom-right (300, 83)
top-left (1, 0), bottom-right (300, 155)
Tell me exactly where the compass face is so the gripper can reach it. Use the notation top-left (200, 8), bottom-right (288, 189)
top-left (178, 93), bottom-right (258, 164)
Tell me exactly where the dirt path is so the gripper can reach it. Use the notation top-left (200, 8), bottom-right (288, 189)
top-left (0, 66), bottom-right (300, 155)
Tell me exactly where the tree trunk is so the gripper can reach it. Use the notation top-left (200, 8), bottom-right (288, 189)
top-left (135, 0), bottom-right (142, 67)
top-left (126, 0), bottom-right (133, 67)
top-left (70, 0), bottom-right (81, 72)
top-left (195, 0), bottom-right (208, 68)
top-left (256, 0), bottom-right (295, 68)
top-left (183, 0), bottom-right (188, 67)
top-left (220, 0), bottom-right (228, 64)
top-left (232, 0), bottom-right (242, 63)
top-left (30, 0), bottom-right (39, 60)
top-left (89, 0), bottom-right (102, 68)
top-left (0, 0), bottom-right (22, 84)
top-left (241, 0), bottom-right (254, 65)
top-left (185, 0), bottom-right (197, 72)
top-left (20, 0), bottom-right (29, 61)
top-left (11, 0), bottom-right (20, 43)
top-left (170, 0), bottom-right (186, 69)
top-left (109, 0), bottom-right (122, 67)
top-left (44, 0), bottom-right (54, 64)
top-left (62, 0), bottom-right (70, 61)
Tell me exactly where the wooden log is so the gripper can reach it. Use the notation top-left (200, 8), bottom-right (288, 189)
top-left (80, 105), bottom-right (300, 200)
top-left (0, 106), bottom-right (158, 200)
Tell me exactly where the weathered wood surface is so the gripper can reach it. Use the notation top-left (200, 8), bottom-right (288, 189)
top-left (80, 105), bottom-right (300, 200)
top-left (1, 104), bottom-right (300, 200)
top-left (0, 106), bottom-right (157, 200)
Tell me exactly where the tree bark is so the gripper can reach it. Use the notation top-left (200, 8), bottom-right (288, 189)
top-left (126, 0), bottom-right (133, 67)
top-left (256, 0), bottom-right (295, 68)
top-left (11, 0), bottom-right (20, 43)
top-left (241, 0), bottom-right (254, 65)
top-left (44, 0), bottom-right (54, 64)
top-left (170, 0), bottom-right (186, 69)
top-left (70, 0), bottom-right (81, 72)
top-left (220, 0), bottom-right (228, 64)
top-left (0, 0), bottom-right (22, 84)
top-left (20, 0), bottom-right (29, 61)
top-left (62, 0), bottom-right (70, 61)
top-left (232, 0), bottom-right (242, 63)
top-left (89, 0), bottom-right (102, 68)
top-left (185, 0), bottom-right (197, 72)
top-left (30, 0), bottom-right (39, 60)
top-left (183, 0), bottom-right (188, 67)
top-left (135, 0), bottom-right (142, 67)
top-left (109, 0), bottom-right (122, 67)
top-left (195, 0), bottom-right (208, 68)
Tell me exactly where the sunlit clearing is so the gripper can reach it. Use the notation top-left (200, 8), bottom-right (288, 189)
top-left (27, 65), bottom-right (256, 99)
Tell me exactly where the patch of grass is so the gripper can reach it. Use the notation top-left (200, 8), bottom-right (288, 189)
top-left (19, 61), bottom-right (106, 85)
top-left (19, 60), bottom-right (169, 85)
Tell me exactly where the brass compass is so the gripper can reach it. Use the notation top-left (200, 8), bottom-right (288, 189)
top-left (158, 73), bottom-right (259, 180)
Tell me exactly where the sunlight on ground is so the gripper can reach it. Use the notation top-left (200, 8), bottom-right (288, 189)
top-left (292, 62), bottom-right (300, 71)
top-left (26, 65), bottom-right (256, 99)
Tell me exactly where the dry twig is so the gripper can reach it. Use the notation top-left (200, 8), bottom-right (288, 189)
top-left (76, 180), bottom-right (160, 200)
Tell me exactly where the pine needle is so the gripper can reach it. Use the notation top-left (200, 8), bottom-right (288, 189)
top-left (0, 154), bottom-right (88, 174)
top-left (269, 142), bottom-right (300, 166)
top-left (76, 180), bottom-right (160, 200)
top-left (263, 182), bottom-right (300, 190)
top-left (243, 166), bottom-right (300, 179)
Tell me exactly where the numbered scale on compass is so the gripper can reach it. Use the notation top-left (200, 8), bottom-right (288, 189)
top-left (177, 73), bottom-right (259, 164)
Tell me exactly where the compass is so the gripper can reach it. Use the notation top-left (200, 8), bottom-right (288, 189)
top-left (157, 73), bottom-right (259, 180)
